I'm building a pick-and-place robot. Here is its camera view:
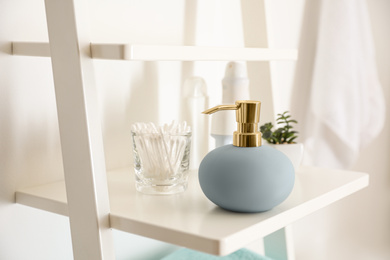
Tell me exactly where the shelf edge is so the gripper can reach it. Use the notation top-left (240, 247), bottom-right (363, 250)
top-left (92, 43), bottom-right (298, 61)
top-left (12, 42), bottom-right (298, 61)
top-left (110, 214), bottom-right (222, 255)
top-left (12, 42), bottom-right (51, 57)
top-left (16, 190), bottom-right (68, 216)
top-left (220, 172), bottom-right (369, 254)
top-left (15, 181), bottom-right (68, 216)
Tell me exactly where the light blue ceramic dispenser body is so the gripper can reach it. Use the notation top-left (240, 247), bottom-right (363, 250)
top-left (199, 145), bottom-right (294, 213)
top-left (199, 100), bottom-right (295, 213)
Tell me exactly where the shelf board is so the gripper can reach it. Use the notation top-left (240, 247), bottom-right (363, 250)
top-left (16, 166), bottom-right (368, 256)
top-left (12, 42), bottom-right (51, 57)
top-left (12, 42), bottom-right (297, 61)
top-left (90, 44), bottom-right (298, 61)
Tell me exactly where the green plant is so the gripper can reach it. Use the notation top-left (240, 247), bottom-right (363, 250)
top-left (260, 111), bottom-right (298, 144)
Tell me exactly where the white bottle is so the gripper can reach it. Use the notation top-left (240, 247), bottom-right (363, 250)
top-left (182, 77), bottom-right (209, 169)
top-left (211, 62), bottom-right (250, 147)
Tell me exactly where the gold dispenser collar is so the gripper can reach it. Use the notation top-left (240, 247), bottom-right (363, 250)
top-left (203, 100), bottom-right (262, 147)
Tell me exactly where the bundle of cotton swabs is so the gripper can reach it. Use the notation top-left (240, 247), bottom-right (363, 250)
top-left (131, 121), bottom-right (191, 179)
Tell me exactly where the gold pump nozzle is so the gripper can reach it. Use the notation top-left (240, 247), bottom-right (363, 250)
top-left (202, 100), bottom-right (262, 147)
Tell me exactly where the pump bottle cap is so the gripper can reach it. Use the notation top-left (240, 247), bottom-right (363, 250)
top-left (203, 100), bottom-right (262, 147)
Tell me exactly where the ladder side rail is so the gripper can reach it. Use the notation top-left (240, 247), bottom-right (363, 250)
top-left (44, 0), bottom-right (115, 259)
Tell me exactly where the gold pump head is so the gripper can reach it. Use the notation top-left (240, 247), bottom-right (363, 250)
top-left (203, 100), bottom-right (262, 147)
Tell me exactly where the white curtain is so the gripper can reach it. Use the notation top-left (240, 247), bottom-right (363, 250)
top-left (291, 0), bottom-right (386, 169)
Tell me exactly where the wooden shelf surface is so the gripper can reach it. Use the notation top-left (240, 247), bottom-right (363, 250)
top-left (12, 42), bottom-right (298, 61)
top-left (16, 166), bottom-right (368, 256)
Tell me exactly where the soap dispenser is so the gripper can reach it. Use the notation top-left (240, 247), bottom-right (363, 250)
top-left (199, 100), bottom-right (295, 213)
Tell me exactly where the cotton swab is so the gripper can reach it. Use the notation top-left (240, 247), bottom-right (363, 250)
top-left (131, 121), bottom-right (191, 181)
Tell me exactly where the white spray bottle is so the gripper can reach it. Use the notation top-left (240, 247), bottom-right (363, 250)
top-left (181, 77), bottom-right (209, 169)
top-left (211, 61), bottom-right (250, 147)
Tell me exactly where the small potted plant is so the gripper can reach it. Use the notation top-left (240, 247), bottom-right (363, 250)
top-left (260, 111), bottom-right (304, 170)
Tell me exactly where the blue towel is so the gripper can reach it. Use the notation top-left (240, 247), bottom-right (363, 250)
top-left (161, 248), bottom-right (272, 260)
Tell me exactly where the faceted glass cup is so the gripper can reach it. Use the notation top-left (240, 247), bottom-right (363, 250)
top-left (131, 131), bottom-right (191, 195)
